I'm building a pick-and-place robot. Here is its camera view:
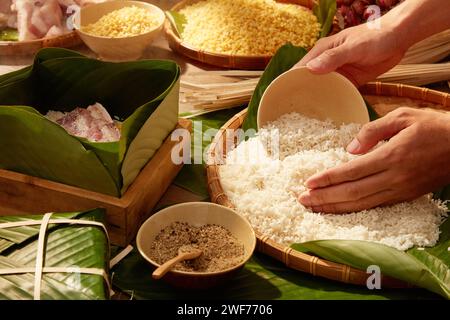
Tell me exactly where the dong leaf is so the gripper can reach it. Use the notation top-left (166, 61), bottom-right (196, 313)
top-left (0, 28), bottom-right (19, 41)
top-left (165, 11), bottom-right (187, 38)
top-left (0, 48), bottom-right (180, 196)
top-left (291, 217), bottom-right (450, 299)
top-left (0, 106), bottom-right (118, 195)
top-left (0, 209), bottom-right (109, 300)
top-left (313, 0), bottom-right (337, 38)
top-left (112, 249), bottom-right (440, 300)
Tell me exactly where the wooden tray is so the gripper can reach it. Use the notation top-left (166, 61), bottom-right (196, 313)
top-left (0, 31), bottom-right (81, 56)
top-left (0, 119), bottom-right (191, 246)
top-left (206, 82), bottom-right (450, 287)
top-left (164, 0), bottom-right (315, 70)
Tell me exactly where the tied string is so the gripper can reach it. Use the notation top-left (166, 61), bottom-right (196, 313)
top-left (0, 213), bottom-right (112, 300)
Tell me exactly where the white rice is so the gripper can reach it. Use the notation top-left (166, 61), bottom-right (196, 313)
top-left (219, 113), bottom-right (447, 251)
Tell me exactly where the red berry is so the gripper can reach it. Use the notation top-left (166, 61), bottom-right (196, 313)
top-left (346, 8), bottom-right (361, 27)
top-left (351, 0), bottom-right (368, 15)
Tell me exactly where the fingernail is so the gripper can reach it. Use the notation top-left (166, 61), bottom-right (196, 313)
top-left (306, 58), bottom-right (322, 70)
top-left (346, 138), bottom-right (360, 153)
top-left (298, 191), bottom-right (311, 206)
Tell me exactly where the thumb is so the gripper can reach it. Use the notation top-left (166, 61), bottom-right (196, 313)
top-left (347, 115), bottom-right (408, 154)
top-left (306, 46), bottom-right (350, 74)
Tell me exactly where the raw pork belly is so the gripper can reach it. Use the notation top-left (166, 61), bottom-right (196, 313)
top-left (46, 103), bottom-right (121, 143)
top-left (12, 0), bottom-right (67, 40)
top-left (0, 0), bottom-right (17, 28)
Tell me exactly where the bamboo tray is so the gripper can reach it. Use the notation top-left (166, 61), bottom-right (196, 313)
top-left (164, 0), bottom-right (315, 70)
top-left (206, 82), bottom-right (450, 287)
top-left (0, 119), bottom-right (191, 247)
top-left (0, 31), bottom-right (81, 56)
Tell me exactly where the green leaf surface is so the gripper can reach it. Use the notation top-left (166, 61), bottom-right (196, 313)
top-left (112, 250), bottom-right (440, 300)
top-left (365, 99), bottom-right (379, 121)
top-left (0, 106), bottom-right (119, 196)
top-left (0, 28), bottom-right (19, 41)
top-left (0, 48), bottom-right (180, 196)
top-left (242, 44), bottom-right (307, 131)
top-left (174, 107), bottom-right (245, 197)
top-left (291, 218), bottom-right (450, 299)
top-left (165, 11), bottom-right (187, 38)
top-left (0, 209), bottom-right (109, 300)
top-left (313, 0), bottom-right (337, 38)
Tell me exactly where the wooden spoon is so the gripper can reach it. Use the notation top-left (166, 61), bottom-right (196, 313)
top-left (152, 245), bottom-right (203, 280)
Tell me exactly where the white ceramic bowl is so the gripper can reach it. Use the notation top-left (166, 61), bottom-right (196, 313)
top-left (257, 67), bottom-right (370, 129)
top-left (136, 202), bottom-right (256, 289)
top-left (73, 0), bottom-right (165, 61)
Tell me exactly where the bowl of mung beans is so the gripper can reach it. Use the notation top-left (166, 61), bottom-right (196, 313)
top-left (73, 0), bottom-right (165, 61)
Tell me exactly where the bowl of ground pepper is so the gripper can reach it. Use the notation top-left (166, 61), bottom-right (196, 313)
top-left (136, 202), bottom-right (256, 289)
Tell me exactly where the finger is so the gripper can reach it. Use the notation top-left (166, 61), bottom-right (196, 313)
top-left (346, 113), bottom-right (410, 154)
top-left (294, 37), bottom-right (335, 68)
top-left (305, 46), bottom-right (352, 74)
top-left (298, 171), bottom-right (390, 206)
top-left (305, 146), bottom-right (389, 189)
top-left (347, 110), bottom-right (411, 154)
top-left (309, 190), bottom-right (394, 214)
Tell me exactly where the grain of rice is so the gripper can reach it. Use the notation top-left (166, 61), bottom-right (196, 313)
top-left (180, 0), bottom-right (321, 55)
top-left (219, 113), bottom-right (448, 251)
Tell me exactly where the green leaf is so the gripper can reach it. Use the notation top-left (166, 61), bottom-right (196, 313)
top-left (365, 99), bottom-right (379, 121)
top-left (0, 28), bottom-right (19, 41)
top-left (0, 106), bottom-right (119, 196)
top-left (313, 0), bottom-right (337, 38)
top-left (0, 209), bottom-right (109, 300)
top-left (242, 44), bottom-right (307, 131)
top-left (112, 249), bottom-right (440, 300)
top-left (0, 48), bottom-right (180, 196)
top-left (174, 107), bottom-right (245, 197)
top-left (165, 11), bottom-right (187, 38)
top-left (291, 217), bottom-right (450, 299)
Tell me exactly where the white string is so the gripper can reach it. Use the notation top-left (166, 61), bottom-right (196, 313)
top-left (34, 212), bottom-right (52, 300)
top-left (109, 245), bottom-right (134, 269)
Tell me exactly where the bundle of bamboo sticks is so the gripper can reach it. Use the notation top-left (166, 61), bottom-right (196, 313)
top-left (401, 30), bottom-right (450, 64)
top-left (180, 62), bottom-right (450, 114)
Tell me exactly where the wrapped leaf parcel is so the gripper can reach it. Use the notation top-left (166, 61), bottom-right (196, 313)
top-left (0, 48), bottom-right (181, 196)
top-left (0, 209), bottom-right (110, 300)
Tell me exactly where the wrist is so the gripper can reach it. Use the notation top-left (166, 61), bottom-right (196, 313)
top-left (379, 5), bottom-right (417, 52)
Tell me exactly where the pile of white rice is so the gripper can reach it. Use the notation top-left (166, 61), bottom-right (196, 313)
top-left (219, 113), bottom-right (447, 251)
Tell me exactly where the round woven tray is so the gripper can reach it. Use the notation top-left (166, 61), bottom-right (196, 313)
top-left (0, 31), bottom-right (81, 56)
top-left (206, 82), bottom-right (450, 287)
top-left (164, 0), bottom-right (316, 70)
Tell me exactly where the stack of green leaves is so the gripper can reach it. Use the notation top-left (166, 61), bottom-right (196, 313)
top-left (0, 48), bottom-right (181, 197)
top-left (0, 209), bottom-right (109, 300)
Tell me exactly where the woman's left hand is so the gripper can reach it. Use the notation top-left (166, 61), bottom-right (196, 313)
top-left (298, 107), bottom-right (450, 213)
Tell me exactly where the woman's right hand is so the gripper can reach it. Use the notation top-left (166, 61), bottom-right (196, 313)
top-left (294, 22), bottom-right (407, 86)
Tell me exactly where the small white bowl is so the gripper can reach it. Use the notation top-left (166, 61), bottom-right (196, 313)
top-left (73, 0), bottom-right (165, 61)
top-left (257, 67), bottom-right (369, 129)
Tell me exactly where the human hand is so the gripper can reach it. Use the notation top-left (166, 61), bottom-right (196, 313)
top-left (298, 107), bottom-right (450, 213)
top-left (294, 23), bottom-right (407, 86)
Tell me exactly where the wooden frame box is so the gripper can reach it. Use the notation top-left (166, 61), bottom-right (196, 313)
top-left (0, 119), bottom-right (191, 246)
